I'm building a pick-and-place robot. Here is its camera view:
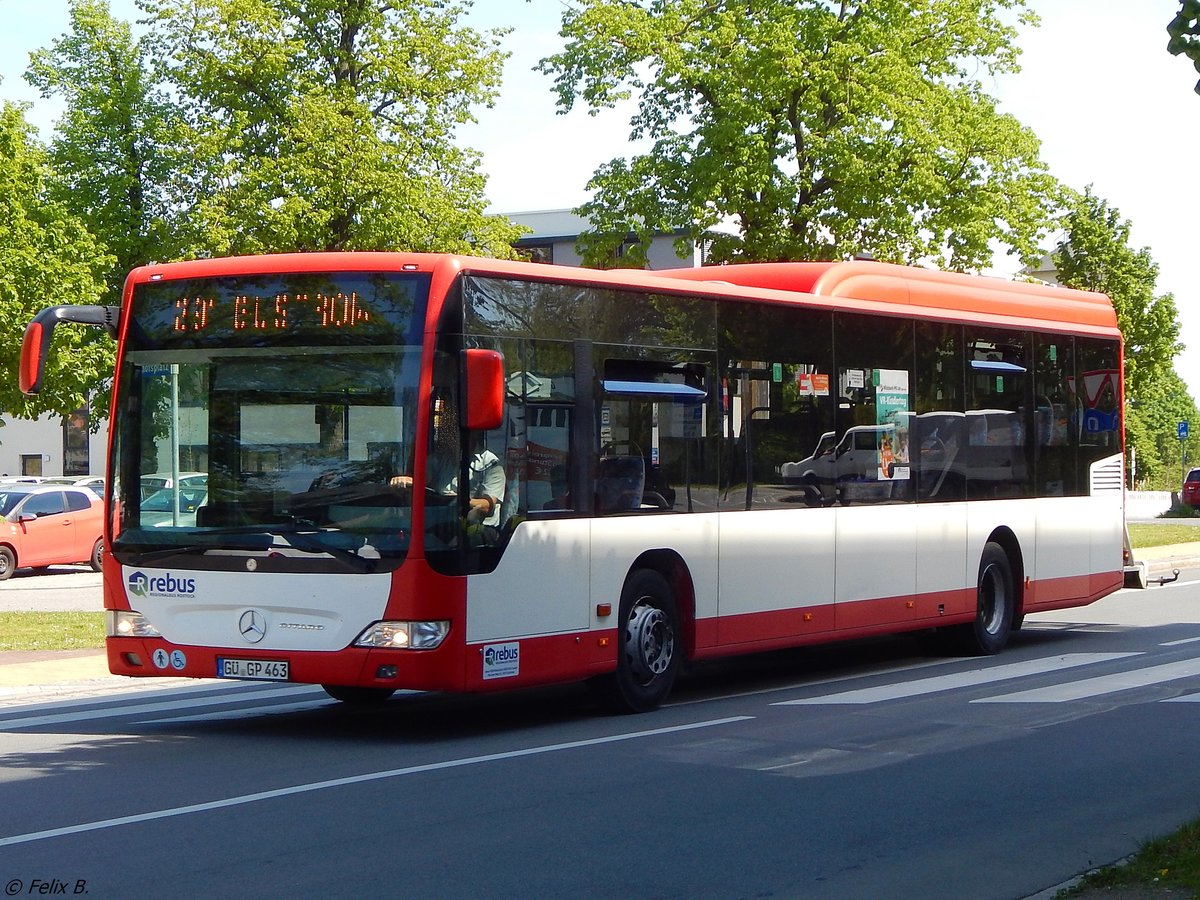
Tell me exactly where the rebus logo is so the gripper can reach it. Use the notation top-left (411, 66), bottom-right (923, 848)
top-left (482, 642), bottom-right (520, 680)
top-left (127, 571), bottom-right (149, 597)
top-left (484, 645), bottom-right (519, 666)
top-left (128, 570), bottom-right (197, 597)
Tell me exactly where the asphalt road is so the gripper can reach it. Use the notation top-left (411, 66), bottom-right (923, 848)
top-left (2, 581), bottom-right (1200, 898)
top-left (0, 566), bottom-right (102, 612)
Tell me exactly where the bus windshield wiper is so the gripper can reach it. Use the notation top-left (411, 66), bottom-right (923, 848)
top-left (113, 530), bottom-right (275, 563)
top-left (272, 530), bottom-right (376, 573)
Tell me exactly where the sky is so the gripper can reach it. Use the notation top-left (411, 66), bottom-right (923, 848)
top-left (2, 0), bottom-right (1198, 394)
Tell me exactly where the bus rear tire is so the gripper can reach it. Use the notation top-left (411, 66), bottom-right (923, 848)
top-left (322, 685), bottom-right (395, 706)
top-left (598, 569), bottom-right (681, 713)
top-left (959, 542), bottom-right (1015, 655)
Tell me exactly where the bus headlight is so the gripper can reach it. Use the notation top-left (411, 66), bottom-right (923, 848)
top-left (354, 620), bottom-right (449, 650)
top-left (106, 610), bottom-right (162, 638)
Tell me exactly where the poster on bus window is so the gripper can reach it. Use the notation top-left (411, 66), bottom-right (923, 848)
top-left (875, 369), bottom-right (911, 481)
top-left (795, 372), bottom-right (830, 396)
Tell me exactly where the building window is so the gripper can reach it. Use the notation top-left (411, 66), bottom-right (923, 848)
top-left (518, 244), bottom-right (553, 264)
top-left (20, 454), bottom-right (43, 477)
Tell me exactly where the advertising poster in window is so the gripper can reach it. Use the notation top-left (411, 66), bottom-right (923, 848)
top-left (875, 369), bottom-right (911, 481)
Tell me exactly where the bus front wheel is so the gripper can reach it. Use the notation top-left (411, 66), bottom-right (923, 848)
top-left (600, 569), bottom-right (681, 713)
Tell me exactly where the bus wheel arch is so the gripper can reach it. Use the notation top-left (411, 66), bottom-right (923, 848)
top-left (987, 527), bottom-right (1026, 621)
top-left (632, 549), bottom-right (696, 659)
top-left (599, 553), bottom-right (692, 713)
top-left (962, 531), bottom-right (1023, 655)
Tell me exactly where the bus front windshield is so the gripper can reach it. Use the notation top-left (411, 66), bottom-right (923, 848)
top-left (110, 271), bottom-right (429, 573)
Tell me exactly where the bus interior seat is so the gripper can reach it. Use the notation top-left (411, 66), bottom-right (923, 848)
top-left (595, 456), bottom-right (645, 513)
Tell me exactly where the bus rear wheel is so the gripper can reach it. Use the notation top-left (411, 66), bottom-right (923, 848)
top-left (322, 685), bottom-right (396, 706)
top-left (961, 542), bottom-right (1015, 655)
top-left (600, 569), bottom-right (681, 713)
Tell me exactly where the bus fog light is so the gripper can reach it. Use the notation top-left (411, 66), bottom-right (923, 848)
top-left (106, 610), bottom-right (162, 638)
top-left (354, 621), bottom-right (449, 650)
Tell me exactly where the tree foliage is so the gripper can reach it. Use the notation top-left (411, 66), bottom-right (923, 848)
top-left (1126, 368), bottom-right (1200, 489)
top-left (0, 102), bottom-right (114, 420)
top-left (7, 0), bottom-right (523, 421)
top-left (1054, 188), bottom-right (1182, 401)
top-left (26, 0), bottom-right (186, 299)
top-left (27, 0), bottom-right (523, 268)
top-left (137, 0), bottom-right (522, 256)
top-left (1168, 0), bottom-right (1200, 94)
top-left (540, 0), bottom-right (1062, 269)
top-left (1053, 188), bottom-right (1190, 489)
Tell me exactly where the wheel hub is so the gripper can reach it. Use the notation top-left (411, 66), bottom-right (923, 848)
top-left (625, 600), bottom-right (675, 683)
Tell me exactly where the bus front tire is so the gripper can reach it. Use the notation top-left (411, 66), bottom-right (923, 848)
top-left (322, 685), bottom-right (396, 706)
top-left (961, 542), bottom-right (1015, 655)
top-left (600, 569), bottom-right (681, 713)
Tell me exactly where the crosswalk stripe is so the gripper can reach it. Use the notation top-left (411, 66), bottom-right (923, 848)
top-left (976, 657), bottom-right (1200, 703)
top-left (772, 653), bottom-right (1138, 706)
top-left (142, 699), bottom-right (336, 723)
top-left (0, 684), bottom-right (322, 729)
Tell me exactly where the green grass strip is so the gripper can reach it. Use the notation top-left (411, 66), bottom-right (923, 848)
top-left (0, 611), bottom-right (105, 652)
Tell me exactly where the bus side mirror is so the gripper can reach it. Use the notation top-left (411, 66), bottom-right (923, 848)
top-left (462, 348), bottom-right (505, 431)
top-left (20, 305), bottom-right (119, 394)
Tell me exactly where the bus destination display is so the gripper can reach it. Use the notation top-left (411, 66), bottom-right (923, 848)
top-left (131, 272), bottom-right (429, 349)
top-left (173, 291), bottom-right (373, 333)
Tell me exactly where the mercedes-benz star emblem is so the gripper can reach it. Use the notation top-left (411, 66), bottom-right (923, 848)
top-left (238, 609), bottom-right (267, 644)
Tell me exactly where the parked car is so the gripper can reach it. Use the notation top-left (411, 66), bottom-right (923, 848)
top-left (0, 483), bottom-right (103, 579)
top-left (1183, 468), bottom-right (1200, 507)
top-left (140, 487), bottom-right (207, 527)
top-left (140, 472), bottom-right (207, 500)
top-left (42, 475), bottom-right (106, 493)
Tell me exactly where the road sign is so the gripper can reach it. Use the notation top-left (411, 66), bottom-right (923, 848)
top-left (1180, 421), bottom-right (1190, 440)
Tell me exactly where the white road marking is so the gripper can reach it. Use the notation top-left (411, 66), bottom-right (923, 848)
top-left (0, 716), bottom-right (754, 847)
top-left (772, 653), bottom-right (1138, 705)
top-left (143, 699), bottom-right (337, 723)
top-left (0, 684), bottom-right (322, 730)
top-left (976, 657), bottom-right (1200, 703)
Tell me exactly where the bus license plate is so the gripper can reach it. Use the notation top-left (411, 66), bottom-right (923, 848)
top-left (217, 658), bottom-right (289, 681)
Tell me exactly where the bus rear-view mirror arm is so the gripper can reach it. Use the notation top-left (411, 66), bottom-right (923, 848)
top-left (19, 304), bottom-right (120, 395)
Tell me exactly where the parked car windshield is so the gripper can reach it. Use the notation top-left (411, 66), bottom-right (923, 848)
top-left (0, 488), bottom-right (37, 517)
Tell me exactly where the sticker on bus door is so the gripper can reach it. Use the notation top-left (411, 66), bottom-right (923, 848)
top-left (482, 642), bottom-right (520, 680)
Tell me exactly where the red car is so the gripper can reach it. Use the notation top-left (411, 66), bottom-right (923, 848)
top-left (1184, 468), bottom-right (1200, 507)
top-left (0, 483), bottom-right (103, 579)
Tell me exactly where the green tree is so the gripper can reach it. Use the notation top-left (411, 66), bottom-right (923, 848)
top-left (26, 0), bottom-right (188, 300)
top-left (1126, 369), bottom-right (1199, 490)
top-left (540, 0), bottom-right (1061, 269)
top-left (137, 0), bottom-right (522, 256)
top-left (1053, 188), bottom-right (1189, 489)
top-left (0, 102), bottom-right (114, 420)
top-left (1168, 1), bottom-right (1200, 94)
top-left (1054, 188), bottom-right (1181, 401)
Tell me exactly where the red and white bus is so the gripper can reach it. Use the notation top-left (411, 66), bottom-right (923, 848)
top-left (20, 254), bottom-right (1124, 711)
